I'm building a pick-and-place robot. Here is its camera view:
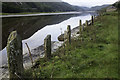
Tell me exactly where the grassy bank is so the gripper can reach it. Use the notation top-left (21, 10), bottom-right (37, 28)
top-left (25, 11), bottom-right (118, 79)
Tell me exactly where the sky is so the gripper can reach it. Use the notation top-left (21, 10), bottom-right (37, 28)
top-left (62, 0), bottom-right (118, 7)
top-left (1, 0), bottom-right (118, 7)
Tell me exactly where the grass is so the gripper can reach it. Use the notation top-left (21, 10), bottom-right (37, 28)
top-left (24, 11), bottom-right (119, 79)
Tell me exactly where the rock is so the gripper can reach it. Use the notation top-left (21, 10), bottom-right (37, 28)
top-left (58, 34), bottom-right (64, 41)
top-left (77, 31), bottom-right (79, 34)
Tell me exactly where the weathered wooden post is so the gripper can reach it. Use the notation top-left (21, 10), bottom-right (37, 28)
top-left (86, 20), bottom-right (88, 27)
top-left (91, 16), bottom-right (94, 25)
top-left (44, 35), bottom-right (51, 59)
top-left (6, 31), bottom-right (24, 79)
top-left (67, 25), bottom-right (71, 45)
top-left (79, 20), bottom-right (82, 33)
top-left (94, 15), bottom-right (96, 21)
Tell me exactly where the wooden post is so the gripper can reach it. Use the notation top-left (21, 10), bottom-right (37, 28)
top-left (82, 25), bottom-right (85, 31)
top-left (6, 31), bottom-right (24, 79)
top-left (94, 15), bottom-right (96, 21)
top-left (44, 35), bottom-right (51, 59)
top-left (91, 16), bottom-right (94, 25)
top-left (79, 20), bottom-right (82, 34)
top-left (86, 20), bottom-right (88, 27)
top-left (67, 25), bottom-right (71, 45)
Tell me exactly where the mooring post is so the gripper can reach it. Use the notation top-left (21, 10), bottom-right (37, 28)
top-left (67, 25), bottom-right (71, 45)
top-left (44, 35), bottom-right (51, 59)
top-left (6, 31), bottom-right (24, 79)
top-left (91, 16), bottom-right (94, 25)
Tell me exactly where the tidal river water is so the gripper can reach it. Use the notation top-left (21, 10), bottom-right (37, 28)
top-left (0, 12), bottom-right (97, 68)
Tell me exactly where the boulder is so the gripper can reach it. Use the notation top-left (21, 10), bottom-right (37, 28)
top-left (58, 34), bottom-right (64, 41)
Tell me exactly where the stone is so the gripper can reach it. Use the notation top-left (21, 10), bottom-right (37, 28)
top-left (58, 34), bottom-right (64, 41)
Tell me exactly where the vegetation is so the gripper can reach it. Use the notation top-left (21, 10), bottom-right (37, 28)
top-left (113, 1), bottom-right (120, 10)
top-left (2, 2), bottom-right (83, 13)
top-left (24, 11), bottom-right (118, 79)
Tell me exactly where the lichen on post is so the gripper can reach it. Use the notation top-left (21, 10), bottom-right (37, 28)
top-left (44, 35), bottom-right (51, 59)
top-left (67, 25), bottom-right (71, 45)
top-left (6, 31), bottom-right (24, 79)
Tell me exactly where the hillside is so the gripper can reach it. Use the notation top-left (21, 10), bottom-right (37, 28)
top-left (80, 5), bottom-right (110, 11)
top-left (90, 5), bottom-right (110, 11)
top-left (2, 2), bottom-right (84, 13)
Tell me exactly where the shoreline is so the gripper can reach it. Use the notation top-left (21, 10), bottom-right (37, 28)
top-left (0, 12), bottom-right (83, 18)
top-left (0, 24), bottom-right (81, 79)
top-left (0, 11), bottom-right (95, 18)
top-left (0, 12), bottom-right (94, 79)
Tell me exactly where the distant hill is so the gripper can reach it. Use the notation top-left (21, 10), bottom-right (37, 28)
top-left (79, 5), bottom-right (110, 11)
top-left (89, 5), bottom-right (110, 11)
top-left (80, 7), bottom-right (90, 11)
top-left (2, 2), bottom-right (84, 13)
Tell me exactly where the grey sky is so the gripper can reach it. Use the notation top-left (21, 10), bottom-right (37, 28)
top-left (62, 0), bottom-right (118, 7)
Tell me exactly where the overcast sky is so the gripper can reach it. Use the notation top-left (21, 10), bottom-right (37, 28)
top-left (62, 0), bottom-right (118, 7)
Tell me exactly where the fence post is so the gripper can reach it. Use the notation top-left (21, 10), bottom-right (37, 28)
top-left (44, 35), bottom-right (51, 59)
top-left (6, 31), bottom-right (24, 79)
top-left (94, 15), bottom-right (96, 21)
top-left (79, 20), bottom-right (82, 33)
top-left (67, 25), bottom-right (71, 45)
top-left (91, 16), bottom-right (94, 25)
top-left (86, 20), bottom-right (88, 27)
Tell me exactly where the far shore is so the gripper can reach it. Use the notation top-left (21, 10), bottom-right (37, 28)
top-left (0, 11), bottom-right (95, 18)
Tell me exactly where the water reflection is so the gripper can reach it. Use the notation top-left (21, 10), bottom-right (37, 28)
top-left (1, 12), bottom-right (97, 66)
top-left (2, 13), bottom-right (84, 50)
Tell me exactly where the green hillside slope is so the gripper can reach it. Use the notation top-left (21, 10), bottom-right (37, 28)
top-left (2, 2), bottom-right (84, 13)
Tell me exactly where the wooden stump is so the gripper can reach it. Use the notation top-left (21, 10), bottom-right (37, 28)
top-left (6, 31), bottom-right (24, 79)
top-left (44, 35), bottom-right (51, 59)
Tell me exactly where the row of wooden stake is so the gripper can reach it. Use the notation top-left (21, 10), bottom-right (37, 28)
top-left (6, 15), bottom-right (95, 79)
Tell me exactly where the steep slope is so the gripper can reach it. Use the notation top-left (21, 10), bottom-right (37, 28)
top-left (2, 2), bottom-right (83, 13)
